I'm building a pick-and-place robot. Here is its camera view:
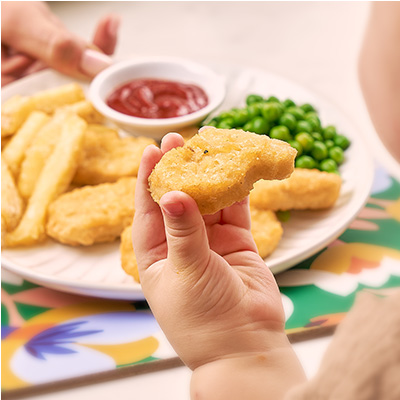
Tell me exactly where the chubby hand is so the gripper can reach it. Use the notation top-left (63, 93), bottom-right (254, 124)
top-left (1, 1), bottom-right (119, 86)
top-left (132, 133), bottom-right (289, 370)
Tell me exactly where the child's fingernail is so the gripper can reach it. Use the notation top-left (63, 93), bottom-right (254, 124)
top-left (80, 49), bottom-right (112, 77)
top-left (161, 201), bottom-right (185, 217)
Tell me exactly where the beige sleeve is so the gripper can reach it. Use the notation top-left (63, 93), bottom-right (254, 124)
top-left (285, 290), bottom-right (400, 400)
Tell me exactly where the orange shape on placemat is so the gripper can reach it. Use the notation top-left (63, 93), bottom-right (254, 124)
top-left (348, 257), bottom-right (380, 274)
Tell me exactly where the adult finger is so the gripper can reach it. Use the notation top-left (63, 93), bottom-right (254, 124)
top-left (1, 53), bottom-right (35, 75)
top-left (132, 145), bottom-right (166, 269)
top-left (1, 2), bottom-right (111, 78)
top-left (160, 191), bottom-right (210, 273)
top-left (92, 14), bottom-right (120, 55)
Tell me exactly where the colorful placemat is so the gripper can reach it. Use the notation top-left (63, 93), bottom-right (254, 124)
top-left (2, 165), bottom-right (400, 398)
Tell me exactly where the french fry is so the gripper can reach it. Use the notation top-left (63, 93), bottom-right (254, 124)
top-left (1, 159), bottom-right (24, 246)
top-left (1, 95), bottom-right (35, 137)
top-left (6, 114), bottom-right (86, 247)
top-left (17, 111), bottom-right (68, 199)
top-left (31, 83), bottom-right (85, 114)
top-left (61, 100), bottom-right (105, 124)
top-left (2, 111), bottom-right (50, 177)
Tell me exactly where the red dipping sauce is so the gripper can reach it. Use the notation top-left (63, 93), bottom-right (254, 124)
top-left (106, 78), bottom-right (209, 119)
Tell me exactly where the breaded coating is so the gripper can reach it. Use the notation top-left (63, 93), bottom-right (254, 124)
top-left (120, 225), bottom-right (140, 283)
top-left (250, 208), bottom-right (283, 259)
top-left (149, 126), bottom-right (297, 215)
top-left (1, 159), bottom-right (24, 245)
top-left (73, 125), bottom-right (156, 185)
top-left (46, 177), bottom-right (136, 246)
top-left (250, 168), bottom-right (342, 211)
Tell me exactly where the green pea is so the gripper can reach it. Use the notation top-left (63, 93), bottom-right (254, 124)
top-left (246, 94), bottom-right (264, 106)
top-left (270, 125), bottom-right (292, 141)
top-left (295, 155), bottom-right (317, 169)
top-left (311, 141), bottom-right (328, 160)
top-left (286, 106), bottom-right (306, 121)
top-left (247, 103), bottom-right (262, 119)
top-left (283, 99), bottom-right (296, 108)
top-left (218, 111), bottom-right (235, 120)
top-left (243, 121), bottom-right (253, 132)
top-left (261, 102), bottom-right (284, 122)
top-left (296, 120), bottom-right (312, 134)
top-left (295, 132), bottom-right (314, 152)
top-left (251, 117), bottom-right (270, 134)
top-left (325, 139), bottom-right (334, 148)
top-left (217, 118), bottom-right (234, 129)
top-left (323, 125), bottom-right (337, 140)
top-left (320, 158), bottom-right (338, 173)
top-left (207, 119), bottom-right (218, 127)
top-left (306, 115), bottom-right (321, 132)
top-left (232, 109), bottom-right (249, 127)
top-left (266, 95), bottom-right (280, 103)
top-left (276, 210), bottom-right (291, 222)
top-left (300, 103), bottom-right (315, 113)
top-left (279, 113), bottom-right (297, 131)
top-left (329, 146), bottom-right (344, 165)
top-left (334, 134), bottom-right (351, 150)
top-left (288, 140), bottom-right (303, 157)
top-left (311, 132), bottom-right (323, 142)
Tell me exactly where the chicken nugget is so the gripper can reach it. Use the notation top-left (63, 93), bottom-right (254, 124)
top-left (250, 168), bottom-right (342, 211)
top-left (149, 126), bottom-right (297, 215)
top-left (120, 225), bottom-right (140, 283)
top-left (1, 159), bottom-right (24, 246)
top-left (250, 208), bottom-right (283, 259)
top-left (73, 125), bottom-right (156, 185)
top-left (46, 177), bottom-right (136, 246)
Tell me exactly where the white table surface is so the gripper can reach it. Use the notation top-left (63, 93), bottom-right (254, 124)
top-left (13, 1), bottom-right (399, 399)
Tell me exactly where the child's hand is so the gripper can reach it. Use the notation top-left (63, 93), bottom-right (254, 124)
top-left (132, 132), bottom-right (289, 370)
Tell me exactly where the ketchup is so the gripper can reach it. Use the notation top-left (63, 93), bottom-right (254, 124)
top-left (106, 78), bottom-right (209, 119)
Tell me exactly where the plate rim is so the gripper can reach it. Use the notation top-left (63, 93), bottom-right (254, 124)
top-left (1, 66), bottom-right (374, 299)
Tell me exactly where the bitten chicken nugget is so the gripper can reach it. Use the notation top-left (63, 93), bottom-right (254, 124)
top-left (73, 126), bottom-right (156, 185)
top-left (120, 225), bottom-right (140, 283)
top-left (46, 177), bottom-right (136, 246)
top-left (250, 168), bottom-right (342, 211)
top-left (149, 126), bottom-right (297, 215)
top-left (250, 208), bottom-right (283, 259)
top-left (1, 159), bottom-right (24, 246)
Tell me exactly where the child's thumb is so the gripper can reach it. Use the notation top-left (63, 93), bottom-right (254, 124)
top-left (160, 191), bottom-right (210, 273)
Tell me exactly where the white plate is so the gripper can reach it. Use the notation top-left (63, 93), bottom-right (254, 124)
top-left (1, 67), bottom-right (374, 300)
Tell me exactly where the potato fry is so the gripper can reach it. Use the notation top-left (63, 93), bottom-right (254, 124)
top-left (1, 95), bottom-right (35, 137)
top-left (73, 125), bottom-right (156, 185)
top-left (2, 111), bottom-right (50, 177)
top-left (1, 159), bottom-right (24, 246)
top-left (6, 114), bottom-right (86, 247)
top-left (60, 100), bottom-right (105, 124)
top-left (17, 111), bottom-right (68, 199)
top-left (31, 83), bottom-right (85, 114)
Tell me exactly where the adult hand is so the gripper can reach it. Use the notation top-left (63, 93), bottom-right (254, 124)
top-left (132, 133), bottom-right (289, 371)
top-left (1, 1), bottom-right (119, 86)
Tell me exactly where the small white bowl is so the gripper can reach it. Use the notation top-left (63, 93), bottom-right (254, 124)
top-left (89, 57), bottom-right (226, 139)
